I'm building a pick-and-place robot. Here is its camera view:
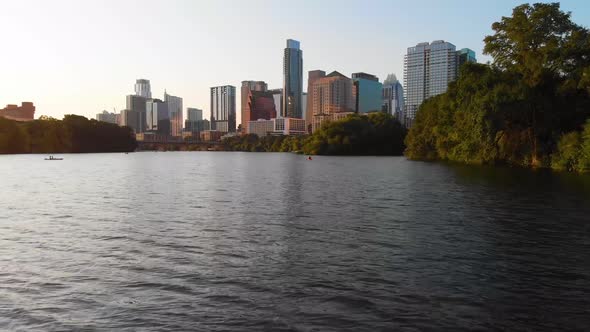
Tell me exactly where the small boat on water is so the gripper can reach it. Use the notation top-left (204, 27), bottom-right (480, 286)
top-left (44, 156), bottom-right (63, 161)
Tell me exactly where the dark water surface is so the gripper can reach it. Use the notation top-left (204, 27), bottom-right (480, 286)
top-left (1, 152), bottom-right (590, 331)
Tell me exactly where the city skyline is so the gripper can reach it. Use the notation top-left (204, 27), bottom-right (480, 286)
top-left (2, 0), bottom-right (589, 124)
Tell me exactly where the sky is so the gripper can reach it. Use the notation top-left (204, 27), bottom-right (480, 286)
top-left (1, 0), bottom-right (589, 124)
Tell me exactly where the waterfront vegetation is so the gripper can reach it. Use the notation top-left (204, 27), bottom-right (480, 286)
top-left (0, 115), bottom-right (137, 154)
top-left (223, 112), bottom-right (407, 155)
top-left (405, 3), bottom-right (590, 172)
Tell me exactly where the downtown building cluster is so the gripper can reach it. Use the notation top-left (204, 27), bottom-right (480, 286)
top-left (95, 39), bottom-right (476, 141)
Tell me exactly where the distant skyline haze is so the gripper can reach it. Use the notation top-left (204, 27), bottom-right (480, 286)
top-left (1, 0), bottom-right (589, 123)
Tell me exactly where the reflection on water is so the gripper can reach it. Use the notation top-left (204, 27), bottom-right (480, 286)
top-left (0, 152), bottom-right (589, 331)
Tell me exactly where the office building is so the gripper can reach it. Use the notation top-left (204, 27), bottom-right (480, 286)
top-left (247, 118), bottom-right (306, 137)
top-left (210, 85), bottom-right (236, 133)
top-left (282, 39), bottom-right (303, 118)
top-left (184, 119), bottom-right (210, 133)
top-left (146, 99), bottom-right (170, 135)
top-left (404, 40), bottom-right (460, 126)
top-left (302, 92), bottom-right (307, 121)
top-left (126, 95), bottom-right (147, 132)
top-left (187, 108), bottom-right (203, 121)
top-left (120, 109), bottom-right (140, 133)
top-left (165, 91), bottom-right (183, 137)
top-left (241, 81), bottom-right (277, 133)
top-left (135, 79), bottom-right (152, 98)
top-left (457, 48), bottom-right (477, 70)
top-left (269, 88), bottom-right (283, 118)
top-left (306, 70), bottom-right (326, 131)
top-left (308, 71), bottom-right (355, 132)
top-left (96, 110), bottom-right (118, 124)
top-left (352, 72), bottom-right (383, 113)
top-left (0, 102), bottom-right (35, 121)
top-left (382, 74), bottom-right (405, 122)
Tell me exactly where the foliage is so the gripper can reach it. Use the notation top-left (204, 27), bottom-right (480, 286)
top-left (223, 113), bottom-right (406, 155)
top-left (0, 115), bottom-right (137, 154)
top-left (304, 113), bottom-right (406, 155)
top-left (552, 120), bottom-right (590, 172)
top-left (405, 2), bottom-right (590, 171)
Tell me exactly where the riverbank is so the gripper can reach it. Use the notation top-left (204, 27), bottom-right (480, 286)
top-left (0, 115), bottom-right (136, 154)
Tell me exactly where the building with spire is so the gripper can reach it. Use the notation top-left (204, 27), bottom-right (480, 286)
top-left (382, 74), bottom-right (405, 123)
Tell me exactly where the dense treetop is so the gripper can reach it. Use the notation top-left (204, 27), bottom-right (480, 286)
top-left (405, 2), bottom-right (590, 172)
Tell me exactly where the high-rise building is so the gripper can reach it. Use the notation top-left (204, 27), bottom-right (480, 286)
top-left (96, 110), bottom-right (118, 124)
top-left (120, 109), bottom-right (139, 133)
top-left (146, 99), bottom-right (170, 135)
top-left (382, 74), bottom-right (405, 123)
top-left (0, 102), bottom-right (35, 122)
top-left (404, 40), bottom-right (459, 126)
top-left (184, 119), bottom-right (210, 132)
top-left (164, 91), bottom-right (183, 137)
top-left (306, 70), bottom-right (326, 131)
top-left (241, 81), bottom-right (276, 133)
top-left (269, 88), bottom-right (283, 118)
top-left (308, 71), bottom-right (355, 132)
top-left (457, 48), bottom-right (477, 70)
top-left (210, 85), bottom-right (236, 133)
top-left (302, 92), bottom-right (307, 122)
top-left (352, 72), bottom-right (383, 114)
top-left (135, 79), bottom-right (152, 98)
top-left (282, 39), bottom-right (303, 118)
top-left (187, 108), bottom-right (203, 121)
top-left (126, 95), bottom-right (147, 132)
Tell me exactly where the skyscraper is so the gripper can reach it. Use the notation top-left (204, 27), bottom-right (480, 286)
top-left (352, 72), bottom-right (383, 114)
top-left (308, 71), bottom-right (355, 132)
top-left (382, 74), bottom-right (405, 123)
top-left (306, 70), bottom-right (326, 130)
top-left (404, 40), bottom-right (459, 126)
top-left (282, 39), bottom-right (303, 118)
top-left (126, 95), bottom-right (147, 133)
top-left (269, 88), bottom-right (283, 118)
top-left (187, 108), bottom-right (203, 121)
top-left (135, 79), bottom-right (152, 99)
top-left (164, 91), bottom-right (183, 137)
top-left (241, 81), bottom-right (276, 133)
top-left (146, 99), bottom-right (170, 135)
top-left (210, 85), bottom-right (236, 133)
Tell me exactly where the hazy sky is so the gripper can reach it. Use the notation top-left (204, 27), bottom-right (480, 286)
top-left (1, 0), bottom-right (589, 123)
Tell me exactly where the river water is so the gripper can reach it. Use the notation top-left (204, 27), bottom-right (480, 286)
top-left (1, 152), bottom-right (589, 331)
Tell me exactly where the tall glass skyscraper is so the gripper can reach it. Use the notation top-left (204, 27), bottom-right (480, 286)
top-left (134, 79), bottom-right (152, 99)
top-left (282, 39), bottom-right (303, 119)
top-left (352, 72), bottom-right (383, 114)
top-left (382, 74), bottom-right (405, 123)
top-left (210, 85), bottom-right (236, 133)
top-left (146, 99), bottom-right (170, 135)
top-left (164, 91), bottom-right (183, 137)
top-left (457, 48), bottom-right (477, 70)
top-left (404, 40), bottom-right (462, 126)
top-left (126, 94), bottom-right (147, 133)
top-left (186, 108), bottom-right (203, 121)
